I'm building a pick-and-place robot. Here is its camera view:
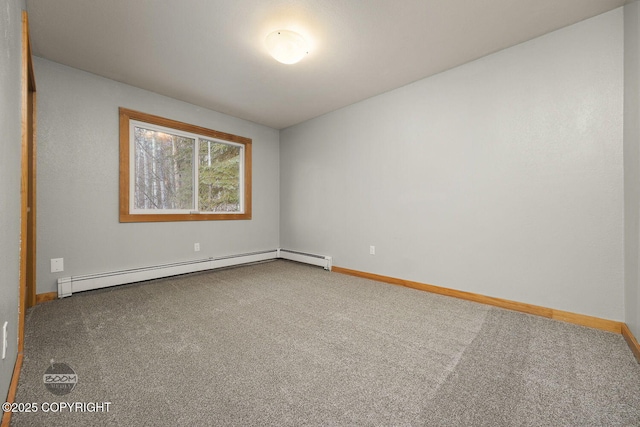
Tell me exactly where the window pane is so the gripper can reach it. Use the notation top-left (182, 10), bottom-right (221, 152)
top-left (198, 139), bottom-right (241, 212)
top-left (134, 126), bottom-right (194, 210)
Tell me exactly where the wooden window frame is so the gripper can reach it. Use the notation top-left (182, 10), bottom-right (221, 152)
top-left (119, 108), bottom-right (252, 222)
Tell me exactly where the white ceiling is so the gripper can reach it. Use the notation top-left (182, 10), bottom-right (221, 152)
top-left (26, 0), bottom-right (628, 129)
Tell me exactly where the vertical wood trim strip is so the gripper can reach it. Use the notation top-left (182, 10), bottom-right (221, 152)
top-left (118, 108), bottom-right (130, 221)
top-left (27, 88), bottom-right (37, 308)
top-left (18, 9), bottom-right (29, 354)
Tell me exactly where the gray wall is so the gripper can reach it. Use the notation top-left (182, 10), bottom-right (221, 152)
top-left (625, 1), bottom-right (640, 338)
top-left (0, 0), bottom-right (26, 402)
top-left (281, 9), bottom-right (624, 321)
top-left (35, 58), bottom-right (280, 294)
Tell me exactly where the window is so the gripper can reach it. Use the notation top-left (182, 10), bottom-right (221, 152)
top-left (119, 108), bottom-right (251, 222)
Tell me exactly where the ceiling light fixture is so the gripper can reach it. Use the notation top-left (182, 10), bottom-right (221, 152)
top-left (265, 30), bottom-right (309, 65)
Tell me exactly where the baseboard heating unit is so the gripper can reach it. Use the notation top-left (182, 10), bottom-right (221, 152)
top-left (57, 249), bottom-right (332, 298)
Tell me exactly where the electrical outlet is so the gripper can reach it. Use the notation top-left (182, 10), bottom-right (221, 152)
top-left (2, 321), bottom-right (7, 360)
top-left (370, 246), bottom-right (375, 255)
top-left (51, 258), bottom-right (64, 273)
top-left (194, 243), bottom-right (200, 252)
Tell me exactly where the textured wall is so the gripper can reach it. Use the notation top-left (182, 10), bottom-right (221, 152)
top-left (34, 58), bottom-right (280, 294)
top-left (0, 0), bottom-right (26, 403)
top-left (280, 9), bottom-right (624, 320)
top-left (625, 1), bottom-right (640, 338)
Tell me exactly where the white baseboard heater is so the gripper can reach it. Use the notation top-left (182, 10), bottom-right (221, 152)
top-left (57, 249), bottom-right (332, 298)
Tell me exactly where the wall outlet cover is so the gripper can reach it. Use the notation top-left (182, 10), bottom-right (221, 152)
top-left (51, 258), bottom-right (64, 273)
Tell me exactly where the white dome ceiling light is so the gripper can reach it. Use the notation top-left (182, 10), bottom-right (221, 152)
top-left (265, 30), bottom-right (309, 65)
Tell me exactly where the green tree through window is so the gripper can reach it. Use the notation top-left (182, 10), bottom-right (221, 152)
top-left (120, 108), bottom-right (251, 222)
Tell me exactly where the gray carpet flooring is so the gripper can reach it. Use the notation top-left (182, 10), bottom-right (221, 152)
top-left (11, 260), bottom-right (640, 426)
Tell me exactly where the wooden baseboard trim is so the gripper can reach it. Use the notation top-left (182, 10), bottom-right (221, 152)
top-left (1, 352), bottom-right (24, 427)
top-left (35, 291), bottom-right (57, 304)
top-left (332, 266), bottom-right (622, 334)
top-left (622, 323), bottom-right (640, 363)
top-left (550, 309), bottom-right (621, 334)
